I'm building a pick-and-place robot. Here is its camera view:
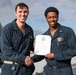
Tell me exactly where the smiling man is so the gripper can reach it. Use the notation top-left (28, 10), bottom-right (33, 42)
top-left (31, 7), bottom-right (76, 75)
top-left (1, 3), bottom-right (35, 75)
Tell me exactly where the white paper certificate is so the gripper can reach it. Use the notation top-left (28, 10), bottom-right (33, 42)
top-left (34, 35), bottom-right (51, 55)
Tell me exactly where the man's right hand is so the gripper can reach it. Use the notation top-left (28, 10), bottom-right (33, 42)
top-left (24, 56), bottom-right (33, 66)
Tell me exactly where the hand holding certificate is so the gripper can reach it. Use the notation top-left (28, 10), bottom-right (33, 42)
top-left (34, 35), bottom-right (51, 55)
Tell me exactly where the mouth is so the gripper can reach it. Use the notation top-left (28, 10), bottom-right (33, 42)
top-left (51, 21), bottom-right (55, 24)
top-left (21, 17), bottom-right (26, 20)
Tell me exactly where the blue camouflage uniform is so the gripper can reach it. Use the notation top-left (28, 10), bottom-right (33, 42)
top-left (32, 24), bottom-right (76, 75)
top-left (1, 19), bottom-right (35, 75)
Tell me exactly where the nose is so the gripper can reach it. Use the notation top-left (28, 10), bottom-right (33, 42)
top-left (22, 12), bottom-right (25, 15)
top-left (51, 17), bottom-right (54, 21)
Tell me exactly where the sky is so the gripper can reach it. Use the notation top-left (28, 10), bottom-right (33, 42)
top-left (0, 0), bottom-right (76, 36)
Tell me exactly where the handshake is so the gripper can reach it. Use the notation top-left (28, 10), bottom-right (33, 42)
top-left (24, 53), bottom-right (54, 66)
top-left (24, 56), bottom-right (34, 66)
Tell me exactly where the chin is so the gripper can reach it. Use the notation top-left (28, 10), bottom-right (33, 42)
top-left (21, 21), bottom-right (25, 23)
top-left (50, 24), bottom-right (55, 27)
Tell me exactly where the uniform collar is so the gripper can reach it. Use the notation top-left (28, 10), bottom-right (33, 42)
top-left (11, 19), bottom-right (19, 31)
top-left (52, 24), bottom-right (63, 40)
top-left (46, 23), bottom-right (62, 34)
top-left (11, 19), bottom-right (31, 35)
top-left (45, 23), bottom-right (63, 40)
top-left (57, 24), bottom-right (63, 33)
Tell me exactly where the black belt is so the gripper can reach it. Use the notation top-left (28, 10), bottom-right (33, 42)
top-left (47, 64), bottom-right (70, 69)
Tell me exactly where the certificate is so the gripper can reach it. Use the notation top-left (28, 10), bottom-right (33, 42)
top-left (34, 35), bottom-right (51, 55)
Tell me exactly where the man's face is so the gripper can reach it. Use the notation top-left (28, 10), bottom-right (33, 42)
top-left (46, 12), bottom-right (58, 28)
top-left (15, 6), bottom-right (29, 23)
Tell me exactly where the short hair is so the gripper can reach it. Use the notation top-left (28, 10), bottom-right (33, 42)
top-left (15, 3), bottom-right (29, 12)
top-left (44, 7), bottom-right (59, 17)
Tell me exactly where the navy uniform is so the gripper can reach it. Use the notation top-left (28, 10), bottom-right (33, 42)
top-left (1, 19), bottom-right (35, 75)
top-left (32, 24), bottom-right (76, 75)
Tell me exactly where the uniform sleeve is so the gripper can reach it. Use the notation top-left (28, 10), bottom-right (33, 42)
top-left (1, 27), bottom-right (26, 65)
top-left (32, 55), bottom-right (45, 62)
top-left (54, 29), bottom-right (76, 61)
top-left (30, 29), bottom-right (34, 52)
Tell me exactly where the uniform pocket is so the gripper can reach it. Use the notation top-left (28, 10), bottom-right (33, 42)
top-left (58, 42), bottom-right (66, 46)
top-left (58, 42), bottom-right (67, 50)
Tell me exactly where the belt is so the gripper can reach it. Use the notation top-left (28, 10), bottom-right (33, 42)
top-left (4, 61), bottom-right (18, 65)
top-left (48, 65), bottom-right (70, 69)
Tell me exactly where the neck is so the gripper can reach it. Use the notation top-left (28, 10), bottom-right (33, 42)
top-left (50, 24), bottom-right (58, 31)
top-left (16, 20), bottom-right (25, 32)
top-left (50, 25), bottom-right (58, 36)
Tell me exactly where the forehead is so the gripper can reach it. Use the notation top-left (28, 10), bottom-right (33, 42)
top-left (47, 12), bottom-right (57, 16)
top-left (16, 6), bottom-right (28, 11)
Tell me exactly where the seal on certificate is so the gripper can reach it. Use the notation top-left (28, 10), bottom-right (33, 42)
top-left (42, 37), bottom-right (45, 41)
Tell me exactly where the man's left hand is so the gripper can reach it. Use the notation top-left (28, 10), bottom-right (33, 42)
top-left (45, 53), bottom-right (54, 59)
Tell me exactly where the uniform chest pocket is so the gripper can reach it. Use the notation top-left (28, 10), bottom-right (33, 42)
top-left (58, 42), bottom-right (67, 50)
top-left (58, 42), bottom-right (66, 46)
